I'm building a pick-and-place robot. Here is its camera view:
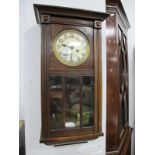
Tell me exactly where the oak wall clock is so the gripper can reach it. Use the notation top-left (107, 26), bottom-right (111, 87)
top-left (34, 4), bottom-right (109, 145)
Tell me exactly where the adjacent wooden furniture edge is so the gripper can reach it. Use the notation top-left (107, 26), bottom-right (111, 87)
top-left (19, 120), bottom-right (26, 155)
top-left (106, 127), bottom-right (133, 155)
top-left (106, 0), bottom-right (130, 29)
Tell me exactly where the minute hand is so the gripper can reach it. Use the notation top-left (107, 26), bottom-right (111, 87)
top-left (62, 44), bottom-right (74, 50)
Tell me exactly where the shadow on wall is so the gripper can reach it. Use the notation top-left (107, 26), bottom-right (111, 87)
top-left (24, 25), bottom-right (43, 150)
top-left (131, 46), bottom-right (135, 155)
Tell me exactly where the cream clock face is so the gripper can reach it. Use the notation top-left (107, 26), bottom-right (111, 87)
top-left (53, 29), bottom-right (90, 66)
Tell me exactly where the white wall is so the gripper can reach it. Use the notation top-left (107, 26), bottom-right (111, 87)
top-left (20, 0), bottom-right (107, 155)
top-left (19, 0), bottom-right (135, 155)
top-left (121, 0), bottom-right (135, 126)
top-left (121, 0), bottom-right (135, 155)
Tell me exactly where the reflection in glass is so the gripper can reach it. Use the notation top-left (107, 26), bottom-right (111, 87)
top-left (49, 75), bottom-right (94, 130)
top-left (50, 98), bottom-right (63, 129)
top-left (82, 76), bottom-right (94, 127)
top-left (65, 76), bottom-right (80, 128)
top-left (50, 76), bottom-right (62, 91)
top-left (49, 76), bottom-right (63, 130)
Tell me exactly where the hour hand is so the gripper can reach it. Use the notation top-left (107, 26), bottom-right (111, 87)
top-left (62, 44), bottom-right (67, 47)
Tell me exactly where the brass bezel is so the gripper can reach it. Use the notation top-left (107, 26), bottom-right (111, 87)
top-left (52, 29), bottom-right (90, 66)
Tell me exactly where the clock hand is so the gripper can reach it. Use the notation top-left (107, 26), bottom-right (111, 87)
top-left (70, 52), bottom-right (73, 63)
top-left (62, 44), bottom-right (67, 47)
top-left (70, 46), bottom-right (74, 50)
top-left (62, 44), bottom-right (74, 50)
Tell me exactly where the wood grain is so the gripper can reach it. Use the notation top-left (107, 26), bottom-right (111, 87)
top-left (106, 0), bottom-right (132, 154)
top-left (34, 4), bottom-right (108, 145)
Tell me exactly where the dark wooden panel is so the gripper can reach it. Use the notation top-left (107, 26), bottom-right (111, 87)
top-left (34, 4), bottom-right (109, 24)
top-left (34, 4), bottom-right (108, 145)
top-left (40, 132), bottom-right (103, 145)
top-left (106, 0), bottom-right (132, 154)
top-left (51, 16), bottom-right (94, 27)
top-left (41, 25), bottom-right (49, 138)
top-left (106, 127), bottom-right (132, 155)
top-left (106, 14), bottom-right (120, 150)
top-left (49, 69), bottom-right (94, 76)
top-left (106, 0), bottom-right (130, 29)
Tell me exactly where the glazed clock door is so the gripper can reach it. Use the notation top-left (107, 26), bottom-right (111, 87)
top-left (49, 75), bottom-right (94, 130)
top-left (47, 24), bottom-right (96, 138)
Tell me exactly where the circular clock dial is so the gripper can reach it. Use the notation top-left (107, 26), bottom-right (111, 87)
top-left (53, 29), bottom-right (90, 66)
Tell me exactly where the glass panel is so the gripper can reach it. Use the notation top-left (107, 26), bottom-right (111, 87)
top-left (123, 93), bottom-right (128, 123)
top-left (50, 97), bottom-right (64, 130)
top-left (120, 95), bottom-right (125, 133)
top-left (49, 75), bottom-right (94, 130)
top-left (82, 76), bottom-right (94, 127)
top-left (49, 76), bottom-right (64, 130)
top-left (118, 29), bottom-right (122, 45)
top-left (64, 76), bottom-right (80, 129)
top-left (49, 76), bottom-right (62, 91)
top-left (123, 35), bottom-right (127, 51)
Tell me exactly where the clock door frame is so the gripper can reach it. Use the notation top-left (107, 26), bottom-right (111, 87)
top-left (34, 4), bottom-right (109, 145)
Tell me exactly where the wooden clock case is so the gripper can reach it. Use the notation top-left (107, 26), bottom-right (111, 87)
top-left (34, 4), bottom-right (109, 145)
top-left (106, 0), bottom-right (132, 155)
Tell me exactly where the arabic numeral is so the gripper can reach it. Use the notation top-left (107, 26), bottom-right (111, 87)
top-left (77, 56), bottom-right (80, 61)
top-left (83, 46), bottom-right (86, 50)
top-left (64, 33), bottom-right (68, 39)
top-left (57, 45), bottom-right (61, 49)
top-left (81, 41), bottom-right (85, 44)
top-left (70, 33), bottom-right (74, 38)
top-left (59, 39), bottom-right (63, 43)
top-left (81, 52), bottom-right (85, 56)
top-left (75, 35), bottom-right (80, 40)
